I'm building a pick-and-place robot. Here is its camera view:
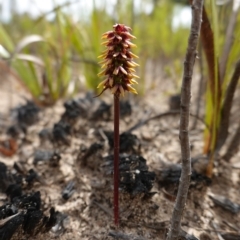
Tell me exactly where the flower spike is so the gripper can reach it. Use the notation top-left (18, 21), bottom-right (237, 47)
top-left (97, 23), bottom-right (139, 97)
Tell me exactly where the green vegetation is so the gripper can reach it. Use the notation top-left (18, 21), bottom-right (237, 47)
top-left (0, 0), bottom-right (239, 165)
top-left (201, 1), bottom-right (240, 176)
top-left (0, 0), bottom-right (189, 104)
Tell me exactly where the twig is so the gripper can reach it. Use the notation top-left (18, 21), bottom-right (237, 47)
top-left (222, 220), bottom-right (239, 232)
top-left (126, 110), bottom-right (209, 133)
top-left (166, 1), bottom-right (204, 240)
top-left (142, 221), bottom-right (169, 230)
top-left (0, 212), bottom-right (21, 227)
top-left (109, 231), bottom-right (147, 240)
top-left (98, 129), bottom-right (109, 149)
top-left (211, 221), bottom-right (225, 240)
top-left (93, 201), bottom-right (113, 217)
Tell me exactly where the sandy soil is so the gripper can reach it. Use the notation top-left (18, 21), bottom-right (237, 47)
top-left (0, 66), bottom-right (240, 240)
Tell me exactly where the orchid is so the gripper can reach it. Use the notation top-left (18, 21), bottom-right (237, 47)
top-left (97, 24), bottom-right (139, 227)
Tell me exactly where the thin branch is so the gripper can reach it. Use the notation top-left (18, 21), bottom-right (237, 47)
top-left (93, 201), bottom-right (113, 217)
top-left (166, 0), bottom-right (204, 239)
top-left (126, 110), bottom-right (209, 133)
top-left (109, 231), bottom-right (147, 240)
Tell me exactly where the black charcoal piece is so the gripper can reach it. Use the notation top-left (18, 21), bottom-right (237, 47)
top-left (221, 233), bottom-right (240, 240)
top-left (169, 94), bottom-right (181, 110)
top-left (120, 100), bottom-right (132, 117)
top-left (105, 131), bottom-right (138, 153)
top-left (23, 209), bottom-right (43, 235)
top-left (38, 128), bottom-right (52, 141)
top-left (51, 211), bottom-right (68, 234)
top-left (7, 124), bottom-right (27, 137)
top-left (13, 162), bottom-right (24, 174)
top-left (7, 125), bottom-right (18, 138)
top-left (87, 142), bottom-right (103, 154)
top-left (91, 101), bottom-right (111, 120)
top-left (33, 150), bottom-right (61, 166)
top-left (12, 174), bottom-right (23, 186)
top-left (43, 207), bottom-right (58, 232)
top-left (158, 164), bottom-right (182, 184)
top-left (80, 142), bottom-right (103, 166)
top-left (14, 101), bottom-right (40, 126)
top-left (0, 162), bottom-right (9, 191)
top-left (121, 170), bottom-right (156, 196)
top-left (209, 195), bottom-right (240, 214)
top-left (33, 150), bottom-right (54, 165)
top-left (49, 152), bottom-right (61, 167)
top-left (13, 191), bottom-right (41, 211)
top-left (0, 212), bottom-right (24, 240)
top-left (52, 121), bottom-right (71, 145)
top-left (104, 154), bottom-right (155, 196)
top-left (158, 164), bottom-right (211, 188)
top-left (0, 192), bottom-right (57, 239)
top-left (25, 169), bottom-right (38, 185)
top-left (61, 99), bottom-right (84, 122)
top-left (6, 184), bottom-right (22, 201)
top-left (61, 92), bottom-right (96, 122)
top-left (0, 204), bottom-right (18, 219)
top-left (62, 181), bottom-right (75, 200)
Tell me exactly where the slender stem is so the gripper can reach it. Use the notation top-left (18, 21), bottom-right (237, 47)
top-left (113, 94), bottom-right (120, 226)
top-left (166, 0), bottom-right (203, 239)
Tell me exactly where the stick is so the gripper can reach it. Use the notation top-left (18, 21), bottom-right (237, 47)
top-left (126, 110), bottom-right (209, 133)
top-left (166, 1), bottom-right (204, 239)
top-left (109, 231), bottom-right (147, 240)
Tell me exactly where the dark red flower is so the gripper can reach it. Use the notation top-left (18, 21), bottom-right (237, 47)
top-left (97, 24), bottom-right (139, 96)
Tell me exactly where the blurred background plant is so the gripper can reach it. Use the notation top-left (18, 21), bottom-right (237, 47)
top-left (0, 0), bottom-right (190, 104)
top-left (199, 0), bottom-right (240, 176)
top-left (0, 0), bottom-right (239, 165)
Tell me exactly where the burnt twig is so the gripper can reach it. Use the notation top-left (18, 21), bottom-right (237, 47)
top-left (109, 231), bottom-right (147, 240)
top-left (166, 0), bottom-right (204, 239)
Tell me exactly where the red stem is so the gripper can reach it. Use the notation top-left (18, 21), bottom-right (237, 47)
top-left (113, 94), bottom-right (120, 226)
